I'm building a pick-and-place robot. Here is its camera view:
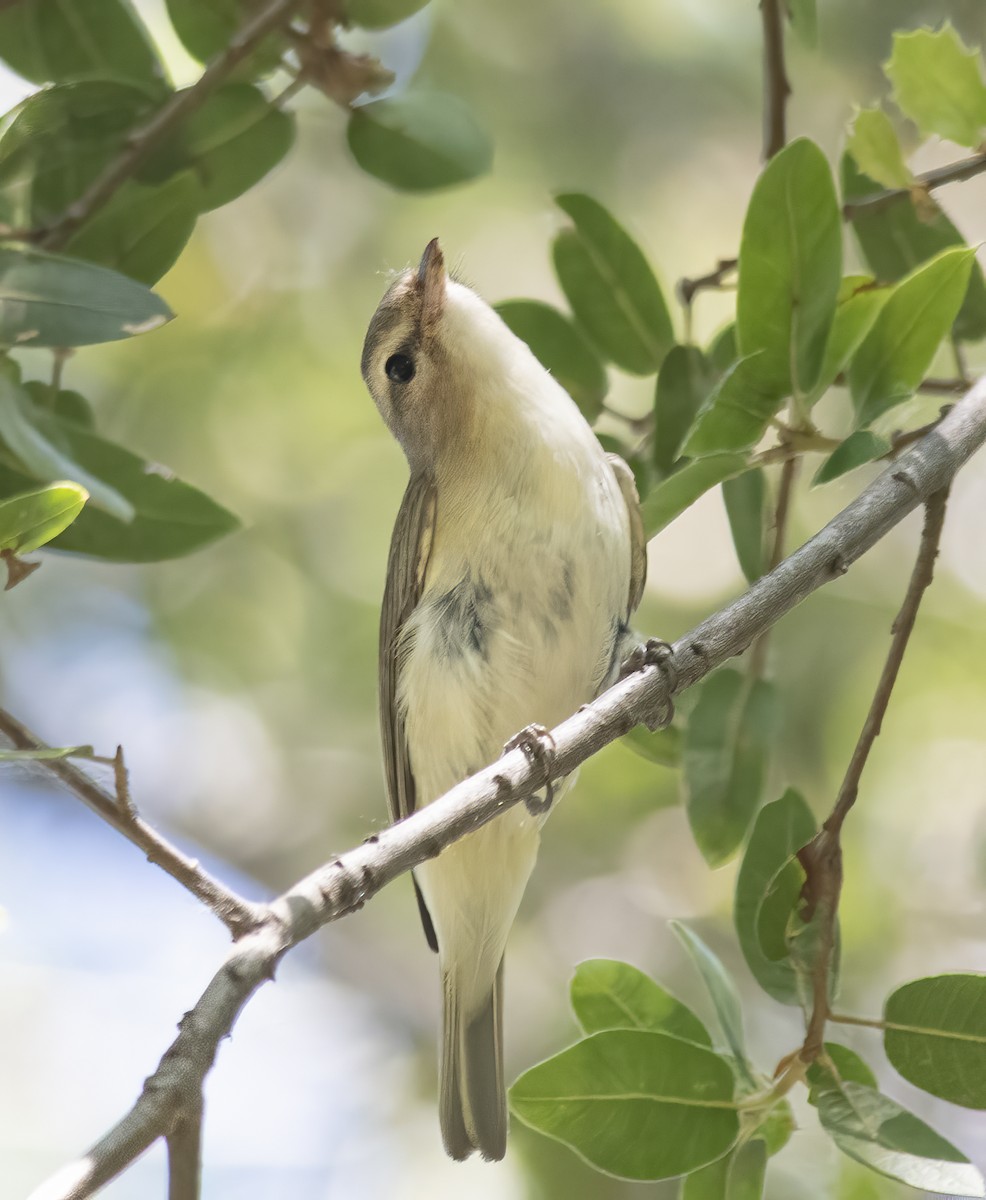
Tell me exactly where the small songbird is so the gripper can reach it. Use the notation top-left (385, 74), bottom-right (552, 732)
top-left (361, 240), bottom-right (646, 1161)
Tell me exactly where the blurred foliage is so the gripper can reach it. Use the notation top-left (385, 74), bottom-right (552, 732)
top-left (3, 0), bottom-right (986, 1198)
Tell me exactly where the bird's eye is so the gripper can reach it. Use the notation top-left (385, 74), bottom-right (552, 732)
top-left (385, 353), bottom-right (415, 383)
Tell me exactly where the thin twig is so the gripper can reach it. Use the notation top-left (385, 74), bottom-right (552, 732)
top-left (748, 453), bottom-right (798, 678)
top-left (26, 379), bottom-right (986, 1200)
top-left (760, 0), bottom-right (790, 161)
top-left (797, 488), bottom-right (950, 1063)
top-left (35, 0), bottom-right (304, 251)
top-left (677, 257), bottom-right (738, 308)
top-left (844, 151), bottom-right (986, 219)
top-left (0, 710), bottom-right (263, 937)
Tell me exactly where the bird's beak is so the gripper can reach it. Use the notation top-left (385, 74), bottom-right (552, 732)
top-left (417, 237), bottom-right (446, 330)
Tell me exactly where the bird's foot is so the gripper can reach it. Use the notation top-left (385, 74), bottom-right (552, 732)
top-left (620, 638), bottom-right (677, 730)
top-left (503, 724), bottom-right (556, 816)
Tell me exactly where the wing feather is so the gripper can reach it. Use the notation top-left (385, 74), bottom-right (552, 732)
top-left (607, 453), bottom-right (647, 617)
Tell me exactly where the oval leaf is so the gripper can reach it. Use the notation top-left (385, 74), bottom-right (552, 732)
top-left (0, 245), bottom-right (172, 348)
top-left (808, 276), bottom-right (892, 406)
top-left (813, 431), bottom-right (890, 486)
top-left (681, 356), bottom-right (785, 457)
top-left (640, 453), bottom-right (748, 538)
top-left (886, 25), bottom-right (986, 149)
top-left (722, 469), bottom-right (765, 583)
top-left (683, 669), bottom-right (778, 866)
top-left (846, 108), bottom-right (912, 192)
top-left (509, 1029), bottom-right (738, 1181)
top-left (736, 138), bottom-right (842, 398)
top-left (165, 0), bottom-right (285, 73)
top-left (817, 1083), bottom-right (985, 1197)
top-left (553, 193), bottom-right (674, 375)
top-left (347, 92), bottom-right (493, 192)
top-left (734, 789), bottom-right (817, 1005)
top-left (884, 974), bottom-right (986, 1109)
top-left (849, 247), bottom-right (975, 427)
top-left (807, 1043), bottom-right (879, 1105)
top-left (0, 481), bottom-right (87, 553)
top-left (653, 345), bottom-right (715, 474)
top-left (495, 300), bottom-right (607, 421)
top-left (570, 959), bottom-right (711, 1045)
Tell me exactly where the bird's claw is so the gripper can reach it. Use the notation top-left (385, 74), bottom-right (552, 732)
top-left (620, 638), bottom-right (677, 730)
top-left (504, 724), bottom-right (556, 816)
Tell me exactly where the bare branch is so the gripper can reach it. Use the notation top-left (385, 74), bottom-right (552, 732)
top-left (167, 1099), bottom-right (203, 1200)
top-left (844, 151), bottom-right (986, 219)
top-left (0, 710), bottom-right (264, 937)
top-left (27, 378), bottom-right (986, 1200)
top-left (760, 0), bottom-right (790, 160)
top-left (35, 0), bottom-right (305, 252)
top-left (797, 488), bottom-right (950, 1064)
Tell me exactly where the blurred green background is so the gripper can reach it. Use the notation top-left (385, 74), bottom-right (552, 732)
top-left (2, 0), bottom-right (986, 1196)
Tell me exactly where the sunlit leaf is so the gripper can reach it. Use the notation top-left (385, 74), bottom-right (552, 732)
top-left (347, 92), bottom-right (493, 191)
top-left (734, 789), bottom-right (817, 1005)
top-left (846, 108), bottom-right (912, 191)
top-left (0, 245), bottom-right (172, 348)
top-left (0, 0), bottom-right (165, 88)
top-left (640, 453), bottom-right (749, 538)
top-left (817, 1083), bottom-right (985, 1196)
top-left (849, 247), bottom-right (975, 427)
top-left (495, 300), bottom-right (607, 421)
top-left (510, 1029), bottom-right (739, 1180)
top-left (553, 193), bottom-right (674, 375)
top-left (884, 974), bottom-right (986, 1109)
top-left (722, 469), bottom-right (765, 582)
top-left (0, 481), bottom-right (87, 554)
top-left (736, 138), bottom-right (841, 398)
top-left (813, 432), bottom-right (890, 486)
top-left (681, 356), bottom-right (785, 457)
top-left (653, 345), bottom-right (715, 474)
top-left (885, 25), bottom-right (986, 149)
top-left (807, 276), bottom-right (892, 406)
top-left (571, 959), bottom-right (711, 1044)
top-left (683, 669), bottom-right (778, 866)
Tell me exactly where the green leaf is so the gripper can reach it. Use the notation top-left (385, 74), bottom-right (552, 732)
top-left (165, 0), bottom-right (285, 74)
top-left (653, 345), bottom-right (715, 474)
top-left (807, 1043), bottom-right (879, 1105)
top-left (722, 469), bottom-right (765, 582)
top-left (849, 247), bottom-right (975, 427)
top-left (683, 669), bottom-right (778, 866)
top-left (620, 724), bottom-right (681, 767)
top-left (640, 453), bottom-right (748, 538)
top-left (681, 1154), bottom-right (731, 1200)
top-left (0, 0), bottom-right (164, 88)
top-left (0, 373), bottom-right (133, 520)
top-left (346, 0), bottom-right (431, 28)
top-left (736, 138), bottom-right (842, 397)
top-left (734, 789), bottom-right (817, 1005)
top-left (495, 300), bottom-right (607, 421)
top-left (813, 432), bottom-right (890, 486)
top-left (817, 1083), bottom-right (984, 1197)
top-left (571, 959), bottom-right (711, 1045)
top-left (885, 25), bottom-right (986, 149)
top-left (510, 1029), bottom-right (738, 1181)
top-left (0, 482), bottom-right (87, 553)
top-left (64, 174), bottom-right (198, 285)
top-left (786, 0), bottom-right (816, 47)
top-left (0, 82), bottom-right (156, 226)
top-left (347, 92), bottom-right (493, 192)
top-left (725, 1138), bottom-right (768, 1200)
top-left (0, 408), bottom-right (239, 561)
top-left (807, 276), bottom-right (892, 406)
top-left (842, 155), bottom-right (986, 343)
top-left (846, 108), bottom-right (912, 191)
top-left (0, 744), bottom-right (94, 761)
top-left (884, 974), bottom-right (986, 1109)
top-left (681, 356), bottom-right (785, 457)
top-left (670, 921), bottom-right (750, 1076)
top-left (0, 245), bottom-right (172, 348)
top-left (170, 85), bottom-right (295, 212)
top-left (707, 323), bottom-right (737, 373)
top-left (553, 193), bottom-right (674, 375)
top-left (23, 382), bottom-right (94, 427)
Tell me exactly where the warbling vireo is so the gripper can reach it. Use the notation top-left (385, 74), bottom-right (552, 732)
top-left (361, 239), bottom-right (646, 1161)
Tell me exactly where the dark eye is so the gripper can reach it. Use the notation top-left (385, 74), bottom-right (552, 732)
top-left (385, 353), bottom-right (415, 383)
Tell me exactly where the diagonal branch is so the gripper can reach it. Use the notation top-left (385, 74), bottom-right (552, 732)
top-left (35, 0), bottom-right (305, 252)
top-left (844, 150), bottom-right (986, 219)
top-left (0, 710), bottom-right (263, 936)
top-left (26, 377), bottom-right (986, 1200)
top-left (797, 488), bottom-right (950, 1064)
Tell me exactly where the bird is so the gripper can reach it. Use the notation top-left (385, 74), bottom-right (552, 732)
top-left (361, 238), bottom-right (646, 1161)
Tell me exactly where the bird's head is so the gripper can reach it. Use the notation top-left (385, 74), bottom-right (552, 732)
top-left (361, 239), bottom-right (528, 471)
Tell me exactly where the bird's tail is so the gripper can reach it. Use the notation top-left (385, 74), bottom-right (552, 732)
top-left (439, 958), bottom-right (506, 1161)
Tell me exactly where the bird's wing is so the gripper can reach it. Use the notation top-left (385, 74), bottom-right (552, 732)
top-left (607, 453), bottom-right (647, 617)
top-left (380, 471), bottom-right (440, 952)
